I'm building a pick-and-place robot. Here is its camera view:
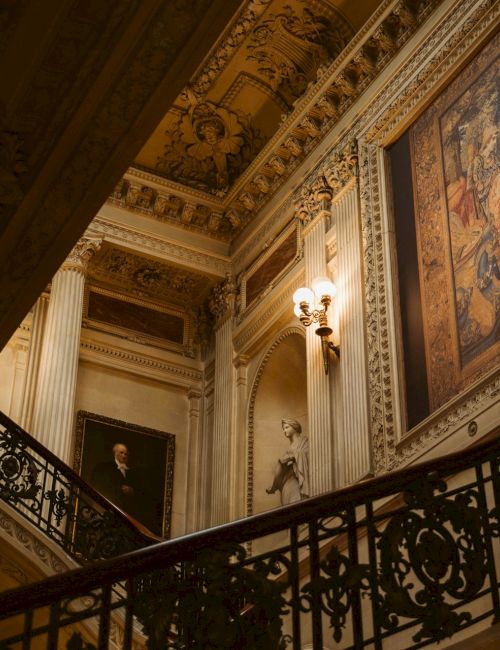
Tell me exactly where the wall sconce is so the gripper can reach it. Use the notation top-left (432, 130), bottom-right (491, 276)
top-left (293, 277), bottom-right (340, 375)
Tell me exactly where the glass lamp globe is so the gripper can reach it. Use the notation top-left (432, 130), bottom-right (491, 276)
top-left (312, 276), bottom-right (336, 299)
top-left (292, 287), bottom-right (314, 306)
top-left (293, 303), bottom-right (304, 318)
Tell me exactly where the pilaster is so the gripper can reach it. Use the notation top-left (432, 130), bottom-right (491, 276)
top-left (297, 183), bottom-right (335, 496)
top-left (208, 275), bottom-right (237, 525)
top-left (326, 143), bottom-right (371, 483)
top-left (185, 387), bottom-right (202, 534)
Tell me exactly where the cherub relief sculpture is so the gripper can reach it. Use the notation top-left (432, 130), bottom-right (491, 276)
top-left (266, 418), bottom-right (309, 505)
top-left (156, 92), bottom-right (265, 193)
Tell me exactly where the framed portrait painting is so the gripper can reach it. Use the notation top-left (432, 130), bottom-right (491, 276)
top-left (74, 411), bottom-right (175, 538)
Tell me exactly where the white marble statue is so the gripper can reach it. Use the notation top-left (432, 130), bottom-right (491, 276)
top-left (266, 418), bottom-right (309, 505)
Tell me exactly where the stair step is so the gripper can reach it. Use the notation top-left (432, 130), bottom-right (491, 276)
top-left (445, 623), bottom-right (500, 650)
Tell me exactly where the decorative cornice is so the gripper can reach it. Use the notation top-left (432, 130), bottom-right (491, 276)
top-left (90, 217), bottom-right (230, 277)
top-left (107, 174), bottom-right (231, 241)
top-left (79, 339), bottom-right (203, 385)
top-left (102, 0), bottom-right (441, 242)
top-left (360, 0), bottom-right (498, 144)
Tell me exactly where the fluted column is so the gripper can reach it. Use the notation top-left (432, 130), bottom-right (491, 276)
top-left (232, 354), bottom-right (249, 521)
top-left (18, 294), bottom-right (49, 431)
top-left (185, 387), bottom-right (202, 534)
top-left (209, 275), bottom-right (236, 525)
top-left (31, 237), bottom-right (101, 463)
top-left (300, 191), bottom-right (335, 496)
top-left (335, 183), bottom-right (371, 483)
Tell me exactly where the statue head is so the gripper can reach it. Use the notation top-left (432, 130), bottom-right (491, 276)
top-left (281, 418), bottom-right (302, 436)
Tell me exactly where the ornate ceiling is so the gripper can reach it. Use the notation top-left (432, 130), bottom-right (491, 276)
top-left (111, 0), bottom-right (386, 241)
top-left (87, 243), bottom-right (217, 309)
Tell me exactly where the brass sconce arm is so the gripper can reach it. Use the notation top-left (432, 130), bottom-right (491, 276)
top-left (292, 280), bottom-right (339, 375)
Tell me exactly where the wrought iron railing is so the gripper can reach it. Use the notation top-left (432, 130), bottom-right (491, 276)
top-left (0, 428), bottom-right (499, 649)
top-left (0, 411), bottom-right (158, 564)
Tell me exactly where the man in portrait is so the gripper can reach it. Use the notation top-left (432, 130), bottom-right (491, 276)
top-left (91, 442), bottom-right (141, 520)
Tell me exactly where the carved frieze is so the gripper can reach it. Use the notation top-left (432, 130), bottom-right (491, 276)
top-left (108, 178), bottom-right (232, 241)
top-left (88, 245), bottom-right (215, 307)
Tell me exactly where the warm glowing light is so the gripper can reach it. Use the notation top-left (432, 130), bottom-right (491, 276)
top-left (312, 277), bottom-right (336, 300)
top-left (293, 287), bottom-right (314, 305)
top-left (293, 303), bottom-right (304, 318)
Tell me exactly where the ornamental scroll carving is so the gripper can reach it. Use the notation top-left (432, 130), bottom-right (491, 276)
top-left (246, 1), bottom-right (352, 107)
top-left (62, 237), bottom-right (102, 274)
top-left (295, 141), bottom-right (359, 227)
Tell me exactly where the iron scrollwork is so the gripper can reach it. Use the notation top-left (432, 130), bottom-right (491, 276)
top-left (375, 473), bottom-right (489, 644)
top-left (134, 543), bottom-right (289, 649)
top-left (301, 545), bottom-right (370, 643)
top-left (0, 427), bottom-right (41, 502)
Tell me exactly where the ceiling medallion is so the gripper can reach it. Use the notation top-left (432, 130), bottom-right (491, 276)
top-left (155, 93), bottom-right (266, 194)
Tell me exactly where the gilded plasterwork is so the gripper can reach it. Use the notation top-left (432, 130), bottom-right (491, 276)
top-left (246, 2), bottom-right (352, 106)
top-left (411, 34), bottom-right (499, 412)
top-left (88, 244), bottom-right (216, 307)
top-left (154, 99), bottom-right (266, 194)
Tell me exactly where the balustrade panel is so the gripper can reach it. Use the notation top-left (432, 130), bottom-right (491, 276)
top-left (0, 425), bottom-right (499, 649)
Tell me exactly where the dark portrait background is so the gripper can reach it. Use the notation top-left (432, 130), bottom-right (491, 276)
top-left (74, 411), bottom-right (175, 537)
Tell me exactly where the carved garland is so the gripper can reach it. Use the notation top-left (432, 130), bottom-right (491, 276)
top-left (246, 326), bottom-right (305, 520)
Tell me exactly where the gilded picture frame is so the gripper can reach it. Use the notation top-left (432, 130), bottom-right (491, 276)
top-left (410, 33), bottom-right (499, 412)
top-left (74, 410), bottom-right (175, 538)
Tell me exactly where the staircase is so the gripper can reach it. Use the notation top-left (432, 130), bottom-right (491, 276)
top-left (0, 412), bottom-right (158, 565)
top-left (0, 414), bottom-right (499, 649)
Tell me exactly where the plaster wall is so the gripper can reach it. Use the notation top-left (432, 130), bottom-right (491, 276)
top-left (74, 360), bottom-right (190, 539)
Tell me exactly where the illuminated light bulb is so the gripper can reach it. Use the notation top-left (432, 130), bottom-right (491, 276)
top-left (292, 287), bottom-right (314, 306)
top-left (293, 303), bottom-right (304, 318)
top-left (312, 277), bottom-right (336, 299)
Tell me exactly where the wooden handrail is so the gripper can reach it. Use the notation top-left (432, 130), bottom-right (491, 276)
top-left (0, 411), bottom-right (161, 544)
top-left (0, 425), bottom-right (498, 618)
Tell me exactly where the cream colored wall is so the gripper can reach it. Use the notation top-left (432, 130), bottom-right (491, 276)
top-left (0, 343), bottom-right (18, 417)
top-left (74, 360), bottom-right (190, 539)
top-left (251, 333), bottom-right (307, 516)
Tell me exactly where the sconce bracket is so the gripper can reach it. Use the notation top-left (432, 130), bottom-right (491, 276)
top-left (327, 341), bottom-right (340, 358)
